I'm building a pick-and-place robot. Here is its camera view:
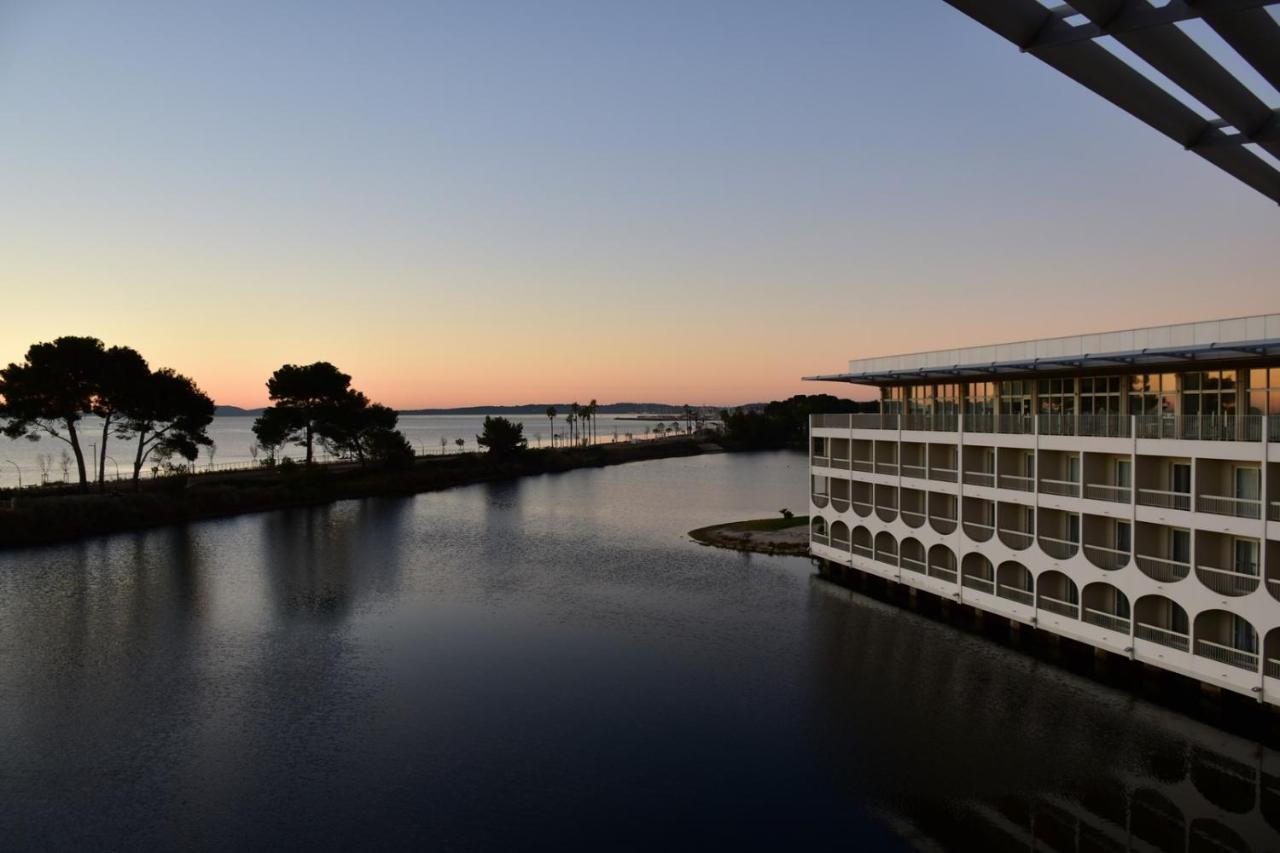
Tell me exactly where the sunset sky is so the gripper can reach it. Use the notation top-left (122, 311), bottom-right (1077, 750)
top-left (1, 1), bottom-right (1277, 408)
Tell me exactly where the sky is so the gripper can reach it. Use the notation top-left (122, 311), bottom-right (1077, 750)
top-left (0, 1), bottom-right (1277, 408)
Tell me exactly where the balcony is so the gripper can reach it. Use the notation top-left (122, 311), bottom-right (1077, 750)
top-left (998, 528), bottom-right (1034, 550)
top-left (996, 582), bottom-right (1033, 606)
top-left (1136, 622), bottom-right (1190, 652)
top-left (927, 546), bottom-right (957, 583)
top-left (1039, 535), bottom-right (1079, 560)
top-left (962, 470), bottom-right (994, 488)
top-left (1084, 544), bottom-right (1129, 571)
top-left (1136, 414), bottom-right (1263, 442)
top-left (1195, 564), bottom-right (1260, 596)
top-left (900, 413), bottom-right (958, 432)
top-left (928, 466), bottom-right (957, 483)
top-left (1196, 494), bottom-right (1262, 520)
top-left (1195, 638), bottom-right (1258, 672)
top-left (811, 454), bottom-right (829, 468)
top-left (900, 538), bottom-right (926, 574)
top-left (1039, 477), bottom-right (1080, 498)
top-left (900, 464), bottom-right (926, 480)
top-left (995, 562), bottom-right (1033, 605)
top-left (1136, 488), bottom-right (1190, 512)
top-left (1083, 483), bottom-right (1130, 504)
top-left (874, 461), bottom-right (898, 476)
top-left (1038, 593), bottom-right (1079, 619)
top-left (1271, 501), bottom-right (1280, 522)
top-left (1136, 554), bottom-right (1190, 583)
top-left (1083, 607), bottom-right (1130, 634)
top-left (811, 492), bottom-right (829, 509)
top-left (963, 521), bottom-right (994, 541)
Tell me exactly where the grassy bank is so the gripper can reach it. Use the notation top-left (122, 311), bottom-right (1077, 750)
top-left (0, 439), bottom-right (711, 549)
top-left (688, 515), bottom-right (809, 556)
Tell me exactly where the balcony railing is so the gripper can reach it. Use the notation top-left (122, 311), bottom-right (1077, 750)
top-left (996, 414), bottom-right (1034, 435)
top-left (1037, 414), bottom-right (1078, 436)
top-left (1267, 658), bottom-right (1280, 680)
top-left (1038, 593), bottom-right (1080, 619)
top-left (1135, 414), bottom-right (1263, 442)
top-left (929, 512), bottom-right (958, 534)
top-left (1197, 494), bottom-right (1262, 520)
top-left (996, 583), bottom-right (1034, 606)
top-left (1195, 638), bottom-right (1258, 672)
top-left (850, 413), bottom-right (898, 430)
top-left (964, 413), bottom-right (995, 434)
top-left (998, 474), bottom-right (1034, 492)
top-left (812, 414), bottom-right (850, 429)
top-left (811, 493), bottom-right (829, 508)
top-left (1195, 564), bottom-right (1259, 596)
top-left (1083, 607), bottom-right (1130, 634)
top-left (874, 548), bottom-right (898, 566)
top-left (851, 459), bottom-right (873, 473)
top-left (1039, 478), bottom-right (1080, 498)
top-left (1078, 415), bottom-right (1131, 438)
top-left (1039, 535), bottom-right (1079, 560)
top-left (901, 555), bottom-right (926, 574)
top-left (819, 412), bottom-right (1272, 442)
top-left (830, 535), bottom-right (850, 550)
top-left (830, 498), bottom-right (850, 513)
top-left (928, 562), bottom-right (957, 583)
top-left (1136, 554), bottom-right (1190, 583)
top-left (1084, 483), bottom-right (1130, 504)
top-left (852, 542), bottom-right (872, 559)
top-left (900, 510), bottom-right (925, 528)
top-left (851, 500), bottom-right (873, 516)
top-left (1271, 501), bottom-right (1280, 522)
top-left (874, 461), bottom-right (899, 476)
top-left (962, 573), bottom-right (994, 594)
top-left (828, 457), bottom-right (851, 471)
top-left (1084, 543), bottom-right (1129, 570)
top-left (928, 466), bottom-right (958, 483)
top-left (962, 520), bottom-right (994, 541)
top-left (962, 470), bottom-right (994, 488)
top-left (998, 528), bottom-right (1034, 550)
top-left (811, 532), bottom-right (829, 547)
top-left (811, 455), bottom-right (829, 468)
top-left (900, 413), bottom-right (958, 432)
top-left (900, 464), bottom-right (926, 480)
top-left (1136, 488), bottom-right (1191, 512)
top-left (1135, 622), bottom-right (1189, 652)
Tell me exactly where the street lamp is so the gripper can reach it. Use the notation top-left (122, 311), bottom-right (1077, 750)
top-left (3, 459), bottom-right (20, 489)
top-left (105, 455), bottom-right (120, 481)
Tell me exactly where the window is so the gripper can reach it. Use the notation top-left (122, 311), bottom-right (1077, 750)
top-left (965, 382), bottom-right (995, 417)
top-left (1231, 614), bottom-right (1257, 653)
top-left (1023, 452), bottom-right (1035, 478)
top-left (1246, 367), bottom-right (1280, 416)
top-left (1036, 378), bottom-right (1075, 415)
top-left (1171, 463), bottom-right (1191, 494)
top-left (1067, 454), bottom-right (1080, 483)
top-left (1115, 521), bottom-right (1131, 552)
top-left (1232, 538), bottom-right (1258, 575)
top-left (1080, 376), bottom-right (1121, 415)
top-left (1115, 460), bottom-right (1131, 489)
top-left (1232, 466), bottom-right (1260, 501)
top-left (1068, 514), bottom-right (1080, 543)
top-left (812, 475), bottom-right (828, 497)
top-left (881, 386), bottom-right (903, 414)
top-left (1169, 529), bottom-right (1190, 563)
top-left (813, 437), bottom-right (826, 457)
top-left (1127, 373), bottom-right (1176, 416)
top-left (999, 381), bottom-right (1033, 416)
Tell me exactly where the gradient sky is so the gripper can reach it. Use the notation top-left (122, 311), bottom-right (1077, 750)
top-left (1, 1), bottom-right (1277, 408)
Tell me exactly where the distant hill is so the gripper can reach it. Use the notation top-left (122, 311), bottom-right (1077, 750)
top-left (215, 402), bottom-right (699, 417)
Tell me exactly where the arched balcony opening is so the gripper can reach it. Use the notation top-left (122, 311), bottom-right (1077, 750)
top-left (1266, 540), bottom-right (1280, 604)
top-left (900, 488), bottom-right (926, 529)
top-left (1037, 507), bottom-right (1079, 560)
top-left (900, 537), bottom-right (925, 574)
top-left (995, 561), bottom-right (1033, 606)
top-left (851, 480), bottom-right (872, 517)
top-left (851, 526), bottom-right (872, 560)
top-left (1266, 628), bottom-right (1280, 681)
top-left (927, 544), bottom-right (957, 583)
top-left (1193, 610), bottom-right (1258, 672)
top-left (899, 441), bottom-right (926, 480)
top-left (810, 516), bottom-right (828, 547)
top-left (873, 531), bottom-right (898, 567)
top-left (1036, 570), bottom-right (1079, 619)
top-left (1135, 520), bottom-right (1190, 583)
top-left (829, 477), bottom-right (850, 514)
top-left (1195, 531), bottom-right (1260, 596)
top-left (811, 474), bottom-right (829, 509)
top-left (961, 553), bottom-right (994, 594)
top-left (1081, 582), bottom-right (1130, 634)
top-left (962, 496), bottom-right (994, 542)
top-left (829, 520), bottom-right (850, 551)
top-left (928, 491), bottom-right (957, 535)
top-left (1082, 513), bottom-right (1130, 570)
top-left (1134, 595), bottom-right (1190, 652)
top-left (874, 484), bottom-right (897, 523)
top-left (996, 502), bottom-right (1034, 551)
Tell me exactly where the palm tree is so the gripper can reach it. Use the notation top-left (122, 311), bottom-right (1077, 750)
top-left (570, 402), bottom-right (581, 446)
top-left (587, 398), bottom-right (598, 445)
top-left (545, 405), bottom-right (557, 447)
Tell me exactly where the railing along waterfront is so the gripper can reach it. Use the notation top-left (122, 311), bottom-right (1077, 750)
top-left (928, 466), bottom-right (957, 483)
top-left (996, 583), bottom-right (1033, 606)
top-left (998, 474), bottom-right (1034, 493)
top-left (1039, 478), bottom-right (1080, 498)
top-left (1038, 535), bottom-right (1079, 560)
top-left (1084, 483), bottom-right (1130, 504)
top-left (1136, 554), bottom-right (1190, 582)
top-left (1135, 622), bottom-right (1190, 652)
top-left (1195, 638), bottom-right (1258, 672)
top-left (961, 573), bottom-right (994, 594)
top-left (1084, 544), bottom-right (1129, 570)
top-left (1197, 494), bottom-right (1262, 520)
top-left (1195, 564), bottom-right (1259, 596)
top-left (1037, 593), bottom-right (1079, 619)
top-left (1083, 607), bottom-right (1130, 633)
top-left (962, 470), bottom-right (994, 488)
top-left (1137, 488), bottom-right (1191, 512)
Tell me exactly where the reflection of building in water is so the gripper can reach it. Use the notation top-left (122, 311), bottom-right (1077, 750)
top-left (808, 315), bottom-right (1280, 708)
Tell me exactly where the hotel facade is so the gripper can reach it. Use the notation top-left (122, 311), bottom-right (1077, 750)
top-left (807, 314), bottom-right (1280, 705)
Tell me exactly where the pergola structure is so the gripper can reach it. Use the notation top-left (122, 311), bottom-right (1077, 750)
top-left (941, 0), bottom-right (1280, 204)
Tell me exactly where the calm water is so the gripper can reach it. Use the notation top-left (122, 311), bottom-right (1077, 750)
top-left (0, 413), bottom-right (679, 488)
top-left (0, 451), bottom-right (1276, 851)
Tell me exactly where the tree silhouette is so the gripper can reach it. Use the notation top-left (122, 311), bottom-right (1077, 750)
top-left (93, 345), bottom-right (150, 488)
top-left (254, 362), bottom-right (353, 464)
top-left (545, 405), bottom-right (557, 447)
top-left (119, 368), bottom-right (215, 483)
top-left (0, 336), bottom-right (107, 489)
top-left (477, 416), bottom-right (527, 456)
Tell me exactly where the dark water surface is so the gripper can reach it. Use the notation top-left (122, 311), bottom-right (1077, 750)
top-left (1, 451), bottom-right (1276, 850)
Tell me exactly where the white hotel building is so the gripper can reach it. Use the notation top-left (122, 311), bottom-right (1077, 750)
top-left (807, 314), bottom-right (1280, 706)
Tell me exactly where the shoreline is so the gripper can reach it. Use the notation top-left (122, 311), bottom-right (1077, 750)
top-left (0, 439), bottom-right (718, 550)
top-left (688, 516), bottom-right (810, 556)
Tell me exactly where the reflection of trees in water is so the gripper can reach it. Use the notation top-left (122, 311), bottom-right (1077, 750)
top-left (804, 577), bottom-right (1280, 851)
top-left (261, 497), bottom-right (411, 619)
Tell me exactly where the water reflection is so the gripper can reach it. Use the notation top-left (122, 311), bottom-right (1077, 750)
top-left (806, 578), bottom-right (1280, 850)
